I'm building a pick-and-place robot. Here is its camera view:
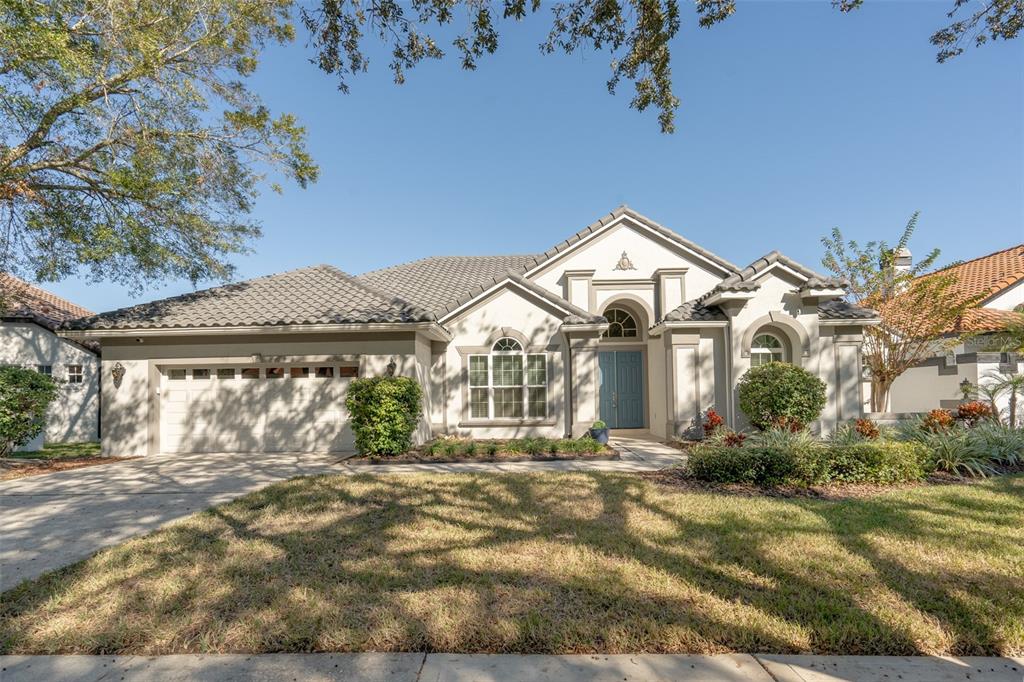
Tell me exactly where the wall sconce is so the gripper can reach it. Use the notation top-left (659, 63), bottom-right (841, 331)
top-left (111, 362), bottom-right (126, 388)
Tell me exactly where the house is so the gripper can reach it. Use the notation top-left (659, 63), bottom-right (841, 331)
top-left (1, 274), bottom-right (101, 450)
top-left (886, 244), bottom-right (1024, 417)
top-left (60, 206), bottom-right (879, 456)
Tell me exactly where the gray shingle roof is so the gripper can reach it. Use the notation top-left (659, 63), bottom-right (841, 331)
top-left (359, 255), bottom-right (541, 318)
top-left (713, 250), bottom-right (847, 294)
top-left (63, 265), bottom-right (436, 331)
top-left (663, 300), bottom-right (729, 322)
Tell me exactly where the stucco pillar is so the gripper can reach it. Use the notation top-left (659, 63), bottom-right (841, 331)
top-left (665, 330), bottom-right (701, 439)
top-left (564, 270), bottom-right (595, 312)
top-left (566, 330), bottom-right (602, 437)
top-left (654, 268), bottom-right (687, 321)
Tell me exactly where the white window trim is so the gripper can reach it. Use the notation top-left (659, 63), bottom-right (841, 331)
top-left (468, 338), bottom-right (548, 421)
top-left (750, 332), bottom-right (787, 366)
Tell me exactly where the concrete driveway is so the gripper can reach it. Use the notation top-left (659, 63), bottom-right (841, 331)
top-left (0, 452), bottom-right (342, 592)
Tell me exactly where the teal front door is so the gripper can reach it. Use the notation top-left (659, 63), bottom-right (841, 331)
top-left (598, 351), bottom-right (644, 429)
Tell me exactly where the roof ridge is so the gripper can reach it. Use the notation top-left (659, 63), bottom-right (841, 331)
top-left (0, 273), bottom-right (95, 318)
top-left (359, 254), bottom-right (541, 279)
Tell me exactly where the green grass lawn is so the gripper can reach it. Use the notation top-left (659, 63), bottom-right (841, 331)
top-left (1, 472), bottom-right (1021, 656)
top-left (7, 442), bottom-right (101, 460)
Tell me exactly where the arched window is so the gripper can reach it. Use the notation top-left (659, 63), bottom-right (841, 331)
top-left (750, 333), bottom-right (786, 367)
top-left (468, 337), bottom-right (547, 420)
top-left (603, 308), bottom-right (638, 338)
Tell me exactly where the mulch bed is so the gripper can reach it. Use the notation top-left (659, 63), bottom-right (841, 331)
top-left (347, 450), bottom-right (619, 465)
top-left (644, 464), bottom-right (1024, 500)
top-left (0, 457), bottom-right (136, 480)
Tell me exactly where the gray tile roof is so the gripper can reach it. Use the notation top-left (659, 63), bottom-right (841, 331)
top-left (358, 255), bottom-right (540, 318)
top-left (515, 205), bottom-right (740, 277)
top-left (663, 300), bottom-right (729, 322)
top-left (63, 265), bottom-right (436, 331)
top-left (713, 250), bottom-right (847, 294)
top-left (505, 272), bottom-right (607, 324)
top-left (817, 299), bottom-right (880, 320)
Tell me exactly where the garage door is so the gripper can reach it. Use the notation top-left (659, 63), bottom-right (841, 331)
top-left (160, 364), bottom-right (357, 453)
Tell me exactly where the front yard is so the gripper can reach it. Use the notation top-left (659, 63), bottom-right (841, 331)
top-left (1, 471), bottom-right (1021, 656)
top-left (0, 442), bottom-right (124, 480)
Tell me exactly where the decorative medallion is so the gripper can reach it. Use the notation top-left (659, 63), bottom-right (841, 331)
top-left (613, 251), bottom-right (637, 271)
top-left (111, 362), bottom-right (126, 388)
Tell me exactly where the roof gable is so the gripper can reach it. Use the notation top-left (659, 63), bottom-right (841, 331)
top-left (1, 274), bottom-right (94, 330)
top-left (64, 265), bottom-right (436, 331)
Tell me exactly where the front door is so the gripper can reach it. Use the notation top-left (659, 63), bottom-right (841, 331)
top-left (598, 351), bottom-right (644, 428)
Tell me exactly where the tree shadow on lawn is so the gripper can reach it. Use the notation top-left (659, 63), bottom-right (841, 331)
top-left (1, 472), bottom-right (1021, 656)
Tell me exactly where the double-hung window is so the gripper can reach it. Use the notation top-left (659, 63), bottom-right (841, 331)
top-left (469, 338), bottom-right (547, 420)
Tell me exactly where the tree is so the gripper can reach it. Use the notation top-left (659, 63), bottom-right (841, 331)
top-left (984, 370), bottom-right (1024, 428)
top-left (302, 0), bottom-right (1022, 135)
top-left (1, 0), bottom-right (317, 291)
top-left (0, 366), bottom-right (58, 456)
top-left (821, 213), bottom-right (981, 412)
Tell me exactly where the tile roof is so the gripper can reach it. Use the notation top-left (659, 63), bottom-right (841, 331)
top-left (952, 308), bottom-right (1024, 333)
top-left (63, 265), bottom-right (436, 331)
top-left (662, 300), bottom-right (729, 322)
top-left (661, 298), bottom-right (877, 324)
top-left (817, 299), bottom-right (880, 321)
top-left (510, 205), bottom-right (741, 277)
top-left (925, 243), bottom-right (1024, 304)
top-left (505, 272), bottom-right (607, 325)
top-left (713, 250), bottom-right (847, 294)
top-left (358, 255), bottom-right (540, 318)
top-left (1, 274), bottom-right (94, 330)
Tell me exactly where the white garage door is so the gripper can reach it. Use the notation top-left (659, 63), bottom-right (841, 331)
top-left (160, 365), bottom-right (357, 453)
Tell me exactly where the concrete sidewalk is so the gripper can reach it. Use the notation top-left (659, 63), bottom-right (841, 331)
top-left (2, 653), bottom-right (1021, 681)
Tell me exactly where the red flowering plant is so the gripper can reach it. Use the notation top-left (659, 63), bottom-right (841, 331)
top-left (854, 418), bottom-right (880, 440)
top-left (703, 408), bottom-right (725, 437)
top-left (921, 409), bottom-right (955, 433)
top-left (957, 401), bottom-right (994, 427)
top-left (722, 431), bottom-right (747, 448)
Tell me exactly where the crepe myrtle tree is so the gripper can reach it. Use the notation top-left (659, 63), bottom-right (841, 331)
top-left (821, 213), bottom-right (980, 412)
top-left (1, 0), bottom-right (318, 292)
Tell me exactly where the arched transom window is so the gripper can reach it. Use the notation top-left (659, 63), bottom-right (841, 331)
top-left (468, 337), bottom-right (547, 420)
top-left (603, 308), bottom-right (638, 338)
top-left (750, 333), bottom-right (786, 367)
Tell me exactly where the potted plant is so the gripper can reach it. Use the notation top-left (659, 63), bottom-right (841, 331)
top-left (589, 420), bottom-right (609, 444)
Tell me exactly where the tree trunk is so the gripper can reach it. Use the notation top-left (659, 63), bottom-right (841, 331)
top-left (1011, 391), bottom-right (1017, 429)
top-left (870, 377), bottom-right (892, 413)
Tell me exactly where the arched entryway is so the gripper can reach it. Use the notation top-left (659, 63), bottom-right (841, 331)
top-left (597, 300), bottom-right (648, 429)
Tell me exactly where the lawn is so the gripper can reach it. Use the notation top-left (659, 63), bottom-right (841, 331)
top-left (1, 472), bottom-right (1021, 656)
top-left (6, 442), bottom-right (101, 460)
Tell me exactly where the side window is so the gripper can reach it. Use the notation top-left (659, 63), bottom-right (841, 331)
top-left (36, 365), bottom-right (52, 376)
top-left (67, 365), bottom-right (83, 383)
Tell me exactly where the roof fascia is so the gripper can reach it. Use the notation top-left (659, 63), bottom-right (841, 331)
top-left (60, 321), bottom-right (453, 342)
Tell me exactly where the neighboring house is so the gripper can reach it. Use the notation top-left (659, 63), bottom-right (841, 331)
top-left (61, 206), bottom-right (878, 457)
top-left (1, 274), bottom-right (101, 450)
top-left (886, 244), bottom-right (1024, 417)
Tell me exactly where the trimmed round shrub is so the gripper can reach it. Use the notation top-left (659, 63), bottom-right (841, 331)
top-left (821, 441), bottom-right (930, 484)
top-left (737, 362), bottom-right (827, 431)
top-left (0, 366), bottom-right (59, 456)
top-left (345, 376), bottom-right (422, 455)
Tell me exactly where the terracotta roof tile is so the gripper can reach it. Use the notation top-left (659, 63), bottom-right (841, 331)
top-left (926, 243), bottom-right (1024, 303)
top-left (953, 308), bottom-right (1024, 333)
top-left (0, 274), bottom-right (94, 330)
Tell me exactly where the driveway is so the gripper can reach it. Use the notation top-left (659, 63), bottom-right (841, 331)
top-left (0, 452), bottom-right (342, 592)
top-left (1, 438), bottom-right (683, 593)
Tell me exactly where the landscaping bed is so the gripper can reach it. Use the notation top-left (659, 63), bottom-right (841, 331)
top-left (349, 437), bottom-right (616, 464)
top-left (1, 471), bottom-right (1021, 656)
top-left (0, 443), bottom-right (131, 480)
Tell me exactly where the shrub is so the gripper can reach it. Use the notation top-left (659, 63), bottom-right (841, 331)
top-left (821, 442), bottom-right (930, 484)
top-left (443, 440), bottom-right (459, 456)
top-left (923, 428), bottom-right (996, 478)
top-left (855, 418), bottom-right (880, 440)
top-left (576, 436), bottom-right (601, 453)
top-left (485, 441), bottom-right (500, 456)
top-left (722, 431), bottom-right (747, 448)
top-left (702, 408), bottom-right (725, 436)
top-left (967, 422), bottom-right (1024, 466)
top-left (0, 366), bottom-right (59, 457)
top-left (463, 440), bottom-right (478, 456)
top-left (688, 446), bottom-right (760, 483)
top-left (737, 362), bottom-right (826, 431)
top-left (591, 420), bottom-right (607, 430)
top-left (521, 438), bottom-right (548, 455)
top-left (922, 409), bottom-right (955, 433)
top-left (957, 401), bottom-right (995, 427)
top-left (345, 376), bottom-right (423, 455)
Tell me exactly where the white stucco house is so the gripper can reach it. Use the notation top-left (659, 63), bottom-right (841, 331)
top-left (885, 244), bottom-right (1024, 418)
top-left (1, 274), bottom-right (101, 450)
top-left (61, 206), bottom-right (879, 457)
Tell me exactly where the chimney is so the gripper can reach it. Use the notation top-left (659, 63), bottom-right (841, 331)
top-left (893, 247), bottom-right (912, 276)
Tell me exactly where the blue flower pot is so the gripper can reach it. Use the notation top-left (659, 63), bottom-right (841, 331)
top-left (589, 428), bottom-right (609, 444)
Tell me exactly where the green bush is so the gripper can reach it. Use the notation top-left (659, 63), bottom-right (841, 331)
top-left (0, 366), bottom-right (59, 457)
top-left (821, 441), bottom-right (931, 484)
top-left (345, 376), bottom-right (423, 455)
top-left (737, 362), bottom-right (827, 431)
top-left (688, 438), bottom-right (929, 486)
top-left (575, 436), bottom-right (601, 453)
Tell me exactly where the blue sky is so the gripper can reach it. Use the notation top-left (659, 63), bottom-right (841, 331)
top-left (50, 1), bottom-right (1023, 312)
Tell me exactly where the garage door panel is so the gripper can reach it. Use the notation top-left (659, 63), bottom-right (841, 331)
top-left (160, 366), bottom-right (354, 454)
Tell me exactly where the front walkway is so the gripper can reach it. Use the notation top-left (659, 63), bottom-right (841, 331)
top-left (0, 436), bottom-right (683, 592)
top-left (2, 653), bottom-right (1020, 681)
